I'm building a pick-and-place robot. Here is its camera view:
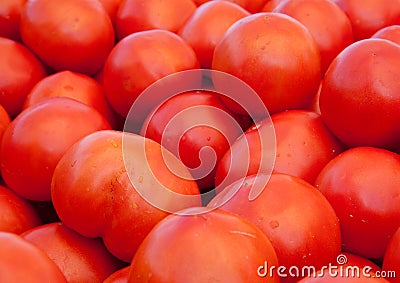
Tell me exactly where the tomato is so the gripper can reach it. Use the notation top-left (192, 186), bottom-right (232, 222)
top-left (102, 29), bottom-right (199, 119)
top-left (372, 25), bottom-right (400, 46)
top-left (212, 12), bottom-right (321, 116)
top-left (273, 0), bottom-right (354, 74)
top-left (21, 222), bottom-right (125, 283)
top-left (0, 185), bottom-right (41, 234)
top-left (0, 231), bottom-right (67, 282)
top-left (222, 0), bottom-right (268, 13)
top-left (209, 174), bottom-right (341, 283)
top-left (216, 110), bottom-right (344, 189)
top-left (51, 130), bottom-right (200, 262)
top-left (332, 0), bottom-right (400, 41)
top-left (0, 37), bottom-right (46, 117)
top-left (178, 1), bottom-right (249, 69)
top-left (0, 97), bottom-right (111, 201)
top-left (104, 266), bottom-right (130, 283)
top-left (319, 39), bottom-right (400, 149)
top-left (115, 0), bottom-right (196, 40)
top-left (0, 103), bottom-right (11, 142)
top-left (0, 0), bottom-right (25, 41)
top-left (315, 147), bottom-right (400, 260)
top-left (23, 70), bottom-right (117, 128)
top-left (20, 0), bottom-right (115, 75)
top-left (141, 90), bottom-right (243, 191)
top-left (382, 227), bottom-right (400, 283)
top-left (129, 207), bottom-right (279, 283)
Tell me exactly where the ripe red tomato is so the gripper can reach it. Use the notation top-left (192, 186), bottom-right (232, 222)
top-left (20, 0), bottom-right (115, 75)
top-left (332, 0), bottom-right (400, 41)
top-left (0, 37), bottom-right (46, 117)
top-left (102, 29), bottom-right (199, 118)
top-left (51, 130), bottom-right (201, 262)
top-left (216, 110), bottom-right (344, 189)
top-left (315, 147), bottom-right (400, 260)
top-left (178, 0), bottom-right (249, 68)
top-left (116, 0), bottom-right (196, 40)
top-left (273, 0), bottom-right (354, 74)
top-left (22, 222), bottom-right (125, 283)
top-left (212, 12), bottom-right (321, 116)
top-left (141, 90), bottom-right (243, 191)
top-left (0, 185), bottom-right (41, 234)
top-left (372, 25), bottom-right (400, 46)
top-left (209, 174), bottom-right (341, 283)
top-left (104, 266), bottom-right (130, 283)
top-left (382, 227), bottom-right (400, 283)
top-left (129, 207), bottom-right (279, 283)
top-left (0, 231), bottom-right (67, 282)
top-left (23, 70), bottom-right (117, 128)
top-left (0, 0), bottom-right (25, 41)
top-left (319, 39), bottom-right (400, 149)
top-left (0, 97), bottom-right (111, 201)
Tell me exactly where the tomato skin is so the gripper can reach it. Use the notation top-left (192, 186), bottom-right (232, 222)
top-left (0, 103), bottom-right (11, 142)
top-left (209, 174), bottom-right (341, 283)
top-left (97, 0), bottom-right (123, 24)
top-left (372, 25), bottom-right (400, 46)
top-left (116, 0), bottom-right (196, 40)
top-left (382, 227), bottom-right (400, 283)
top-left (332, 0), bottom-right (400, 41)
top-left (320, 39), bottom-right (400, 149)
top-left (178, 1), bottom-right (249, 69)
top-left (0, 37), bottom-right (47, 117)
top-left (0, 185), bottom-right (41, 234)
top-left (20, 0), bottom-right (115, 75)
top-left (51, 130), bottom-right (200, 262)
top-left (222, 0), bottom-right (268, 13)
top-left (21, 222), bottom-right (125, 283)
top-left (273, 0), bottom-right (354, 74)
top-left (315, 147), bottom-right (400, 260)
top-left (103, 29), bottom-right (199, 119)
top-left (23, 70), bottom-right (117, 128)
top-left (212, 12), bottom-right (321, 116)
top-left (128, 207), bottom-right (279, 283)
top-left (104, 266), bottom-right (130, 283)
top-left (261, 0), bottom-right (283, 11)
top-left (0, 97), bottom-right (111, 201)
top-left (0, 231), bottom-right (67, 282)
top-left (0, 0), bottom-right (26, 41)
top-left (141, 90), bottom-right (243, 191)
top-left (216, 110), bottom-right (344, 188)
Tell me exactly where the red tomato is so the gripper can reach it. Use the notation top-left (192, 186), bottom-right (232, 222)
top-left (273, 0), bottom-right (354, 74)
top-left (0, 97), bottom-right (111, 201)
top-left (0, 185), bottom-right (41, 234)
top-left (0, 231), bottom-right (67, 282)
top-left (115, 0), bottom-right (196, 40)
top-left (104, 266), bottom-right (130, 283)
top-left (20, 0), bottom-right (115, 75)
top-left (141, 90), bottom-right (243, 191)
top-left (222, 0), bottom-right (268, 13)
top-left (0, 0), bottom-right (25, 41)
top-left (319, 39), bottom-right (400, 149)
top-left (372, 25), bottom-right (400, 46)
top-left (178, 0), bottom-right (250, 68)
top-left (21, 222), bottom-right (125, 283)
top-left (0, 103), bottom-right (11, 141)
top-left (212, 12), bottom-right (321, 116)
top-left (0, 37), bottom-right (46, 117)
top-left (51, 130), bottom-right (201, 262)
top-left (23, 70), bottom-right (117, 128)
top-left (129, 207), bottom-right (279, 283)
top-left (102, 29), bottom-right (199, 118)
top-left (216, 110), bottom-right (344, 189)
top-left (209, 174), bottom-right (341, 283)
top-left (315, 147), bottom-right (400, 260)
top-left (382, 227), bottom-right (400, 283)
top-left (332, 0), bottom-right (400, 41)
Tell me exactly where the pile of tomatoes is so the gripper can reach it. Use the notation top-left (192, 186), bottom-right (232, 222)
top-left (1, 0), bottom-right (400, 282)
